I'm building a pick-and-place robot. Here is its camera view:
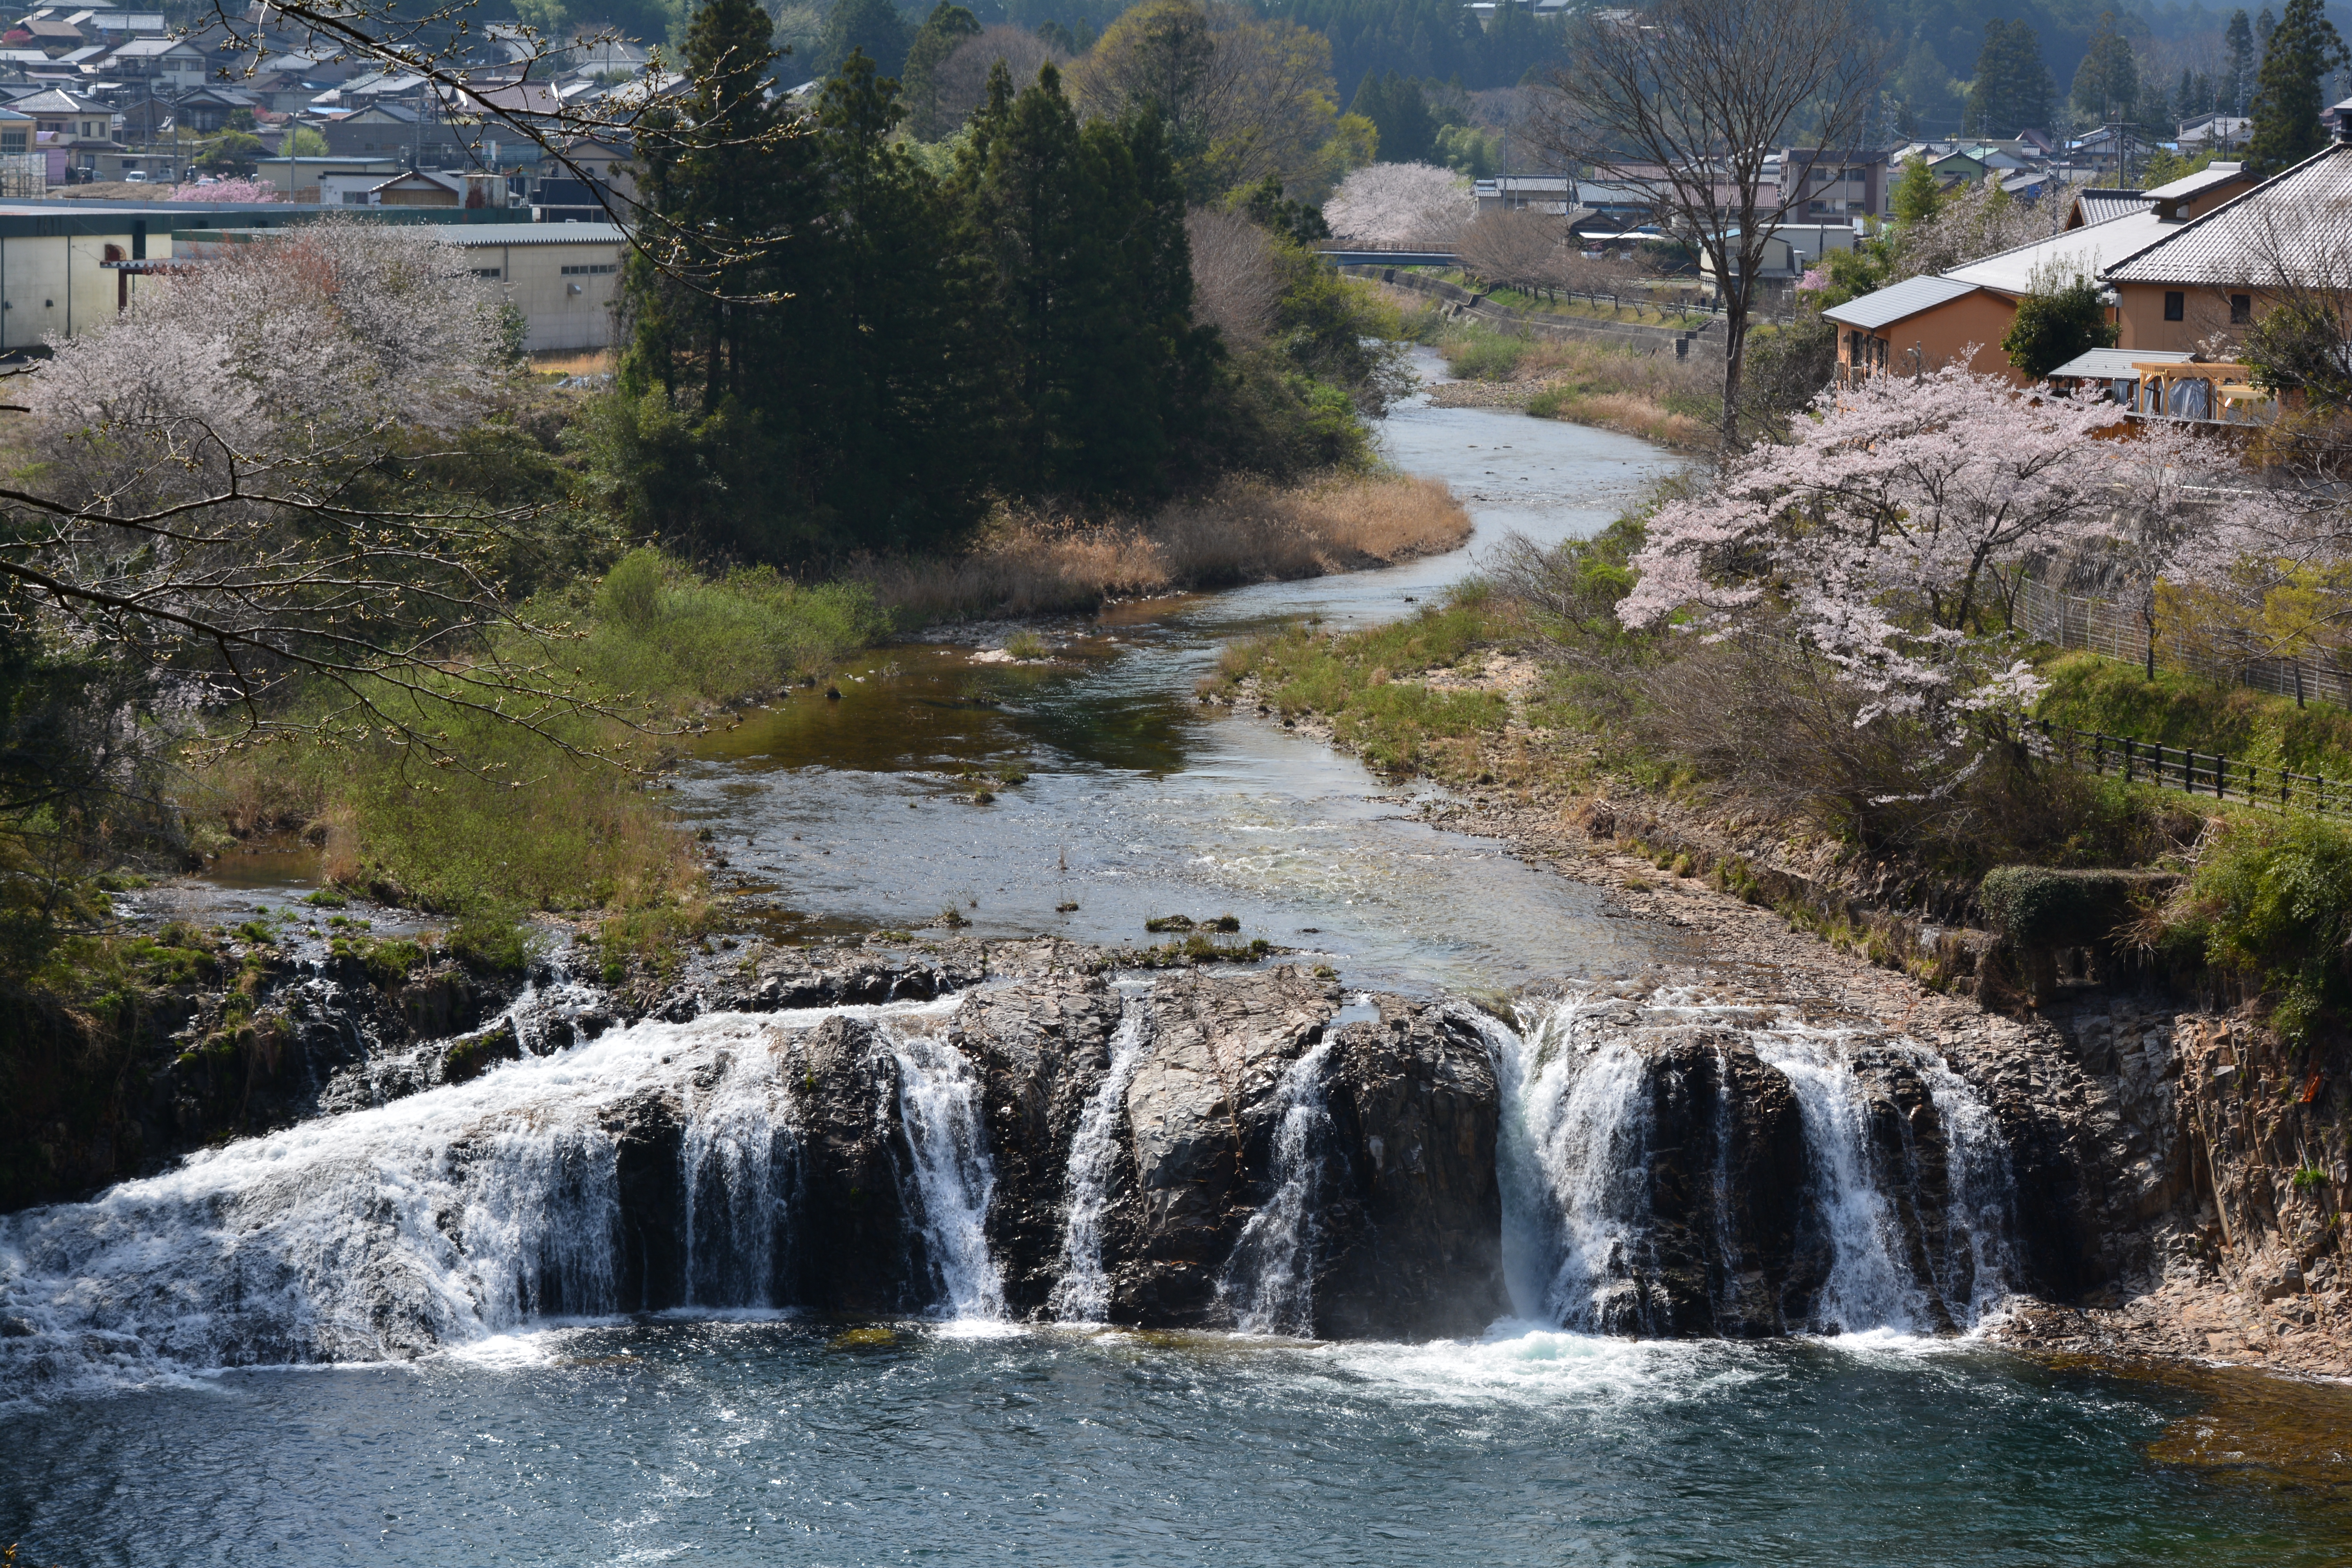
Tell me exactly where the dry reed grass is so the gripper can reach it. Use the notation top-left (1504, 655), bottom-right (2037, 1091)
top-left (858, 472), bottom-right (1471, 622)
top-left (530, 348), bottom-right (615, 377)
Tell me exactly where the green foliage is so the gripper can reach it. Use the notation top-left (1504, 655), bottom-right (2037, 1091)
top-left (2070, 10), bottom-right (2140, 118)
top-left (815, 0), bottom-right (912, 76)
top-left (1349, 69), bottom-right (1436, 163)
top-left (1238, 173), bottom-right (1330, 247)
top-left (194, 130), bottom-right (265, 177)
top-left (1438, 323), bottom-right (1527, 381)
top-left (2174, 814), bottom-right (2352, 1040)
top-left (1254, 0), bottom-right (1566, 95)
top-left (1891, 155), bottom-right (1944, 227)
top-left (2247, 0), bottom-right (2348, 174)
top-left (1964, 18), bottom-right (2056, 138)
top-left (1214, 592), bottom-right (1509, 773)
top-left (2031, 650), bottom-right (2352, 779)
top-left (902, 1), bottom-right (982, 139)
top-left (445, 911), bottom-right (533, 975)
top-left (2002, 273), bottom-right (2120, 379)
top-left (1809, 229), bottom-right (1898, 309)
top-left (1978, 864), bottom-right (2166, 949)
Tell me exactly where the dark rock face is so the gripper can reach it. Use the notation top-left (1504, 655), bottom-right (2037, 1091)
top-left (1316, 1002), bottom-right (1512, 1339)
top-left (955, 976), bottom-right (1123, 1314)
top-left (1107, 966), bottom-right (1338, 1326)
top-left (771, 1016), bottom-right (926, 1313)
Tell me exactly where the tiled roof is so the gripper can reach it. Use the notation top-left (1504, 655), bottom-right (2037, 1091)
top-left (2102, 143), bottom-right (2352, 285)
top-left (2072, 189), bottom-right (2152, 226)
top-left (1820, 272), bottom-right (1978, 329)
top-left (1942, 207), bottom-right (2174, 295)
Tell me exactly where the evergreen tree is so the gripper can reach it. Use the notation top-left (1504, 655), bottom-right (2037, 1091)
top-left (902, 2), bottom-right (982, 140)
top-left (815, 0), bottom-right (912, 80)
top-left (957, 62), bottom-right (1218, 498)
top-left (2002, 273), bottom-right (2119, 379)
top-left (2227, 9), bottom-right (2257, 113)
top-left (1963, 18), bottom-right (2053, 136)
top-left (1891, 153), bottom-right (1943, 225)
top-left (2069, 11), bottom-right (2139, 123)
top-left (1349, 69), bottom-right (1437, 163)
top-left (2248, 0), bottom-right (2347, 173)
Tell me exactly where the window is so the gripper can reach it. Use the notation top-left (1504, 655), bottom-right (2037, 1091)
top-left (2230, 293), bottom-right (2251, 324)
top-left (471, 267), bottom-right (501, 278)
top-left (2164, 290), bottom-right (2185, 321)
top-left (561, 262), bottom-right (617, 275)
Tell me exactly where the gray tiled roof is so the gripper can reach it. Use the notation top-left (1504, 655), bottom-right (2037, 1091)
top-left (2073, 189), bottom-right (2153, 226)
top-left (2103, 143), bottom-right (2352, 285)
top-left (1820, 272), bottom-right (1978, 329)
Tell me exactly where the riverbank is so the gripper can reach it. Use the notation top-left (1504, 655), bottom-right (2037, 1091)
top-left (1210, 634), bottom-right (2352, 1381)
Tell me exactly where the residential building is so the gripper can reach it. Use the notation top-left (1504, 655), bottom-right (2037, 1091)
top-left (1824, 205), bottom-right (2170, 384)
top-left (1773, 147), bottom-right (1888, 221)
top-left (2098, 139), bottom-right (2352, 355)
top-left (1697, 222), bottom-right (1858, 297)
top-left (100, 36), bottom-right (203, 88)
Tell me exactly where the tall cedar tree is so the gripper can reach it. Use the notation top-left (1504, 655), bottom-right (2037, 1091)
top-left (902, 2), bottom-right (982, 139)
top-left (815, 0), bottom-right (912, 78)
top-left (1350, 69), bottom-right (1436, 162)
top-left (2070, 11), bottom-right (2138, 121)
top-left (1963, 18), bottom-right (2053, 136)
top-left (2248, 0), bottom-right (2348, 174)
top-left (955, 62), bottom-right (1219, 499)
top-left (2226, 9), bottom-right (2257, 112)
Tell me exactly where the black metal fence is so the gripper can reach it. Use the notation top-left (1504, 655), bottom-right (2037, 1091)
top-left (2024, 719), bottom-right (2352, 818)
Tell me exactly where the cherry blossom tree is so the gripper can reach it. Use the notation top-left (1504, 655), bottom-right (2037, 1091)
top-left (1617, 363), bottom-right (2280, 742)
top-left (167, 179), bottom-right (283, 203)
top-left (2, 218), bottom-right (604, 768)
top-left (1321, 162), bottom-right (1472, 249)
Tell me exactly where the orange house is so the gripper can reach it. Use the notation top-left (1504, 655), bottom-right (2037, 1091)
top-left (1822, 160), bottom-right (2263, 386)
top-left (2099, 145), bottom-right (2352, 356)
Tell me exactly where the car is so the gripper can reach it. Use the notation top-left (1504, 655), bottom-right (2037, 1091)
top-left (121, 170), bottom-right (148, 183)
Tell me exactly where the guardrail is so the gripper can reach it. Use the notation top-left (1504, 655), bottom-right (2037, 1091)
top-left (2024, 719), bottom-right (2352, 818)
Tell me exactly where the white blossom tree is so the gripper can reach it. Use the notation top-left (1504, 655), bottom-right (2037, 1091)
top-left (1322, 162), bottom-right (1473, 249)
top-left (3, 219), bottom-right (605, 771)
top-left (1616, 364), bottom-right (2282, 742)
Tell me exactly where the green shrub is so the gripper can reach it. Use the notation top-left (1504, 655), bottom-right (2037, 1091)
top-left (1978, 865), bottom-right (2172, 950)
top-left (445, 911), bottom-right (532, 975)
top-left (1441, 324), bottom-right (1528, 381)
top-left (2172, 815), bottom-right (2352, 1041)
top-left (2032, 650), bottom-right (2352, 779)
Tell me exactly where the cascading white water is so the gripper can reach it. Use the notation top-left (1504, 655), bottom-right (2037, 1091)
top-left (1218, 1043), bottom-right (1332, 1336)
top-left (0, 998), bottom-right (956, 1396)
top-left (1490, 991), bottom-right (2015, 1338)
top-left (884, 1026), bottom-right (1007, 1321)
top-left (1489, 996), bottom-right (1660, 1330)
top-left (1047, 995), bottom-right (1151, 1323)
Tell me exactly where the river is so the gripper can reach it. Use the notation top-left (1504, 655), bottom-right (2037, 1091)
top-left (3, 354), bottom-right (2349, 1565)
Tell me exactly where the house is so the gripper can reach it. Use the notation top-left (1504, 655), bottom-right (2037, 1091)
top-left (1697, 222), bottom-right (1858, 297)
top-left (15, 85), bottom-right (107, 139)
top-left (365, 167), bottom-right (508, 207)
top-left (3, 16), bottom-right (85, 53)
top-left (99, 36), bottom-right (203, 88)
top-left (2180, 113), bottom-right (2252, 152)
top-left (1823, 205), bottom-right (2173, 384)
top-left (2097, 138), bottom-right (2352, 356)
top-left (1773, 147), bottom-right (1888, 221)
top-left (170, 85), bottom-right (258, 133)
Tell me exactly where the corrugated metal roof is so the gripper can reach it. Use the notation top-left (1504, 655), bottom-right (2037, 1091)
top-left (1820, 272), bottom-right (1978, 329)
top-left (2103, 143), bottom-right (2352, 284)
top-left (1944, 207), bottom-right (2175, 295)
top-left (431, 222), bottom-right (625, 245)
top-left (2047, 347), bottom-right (2193, 378)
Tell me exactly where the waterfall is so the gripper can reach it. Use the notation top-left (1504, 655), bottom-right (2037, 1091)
top-left (884, 1025), bottom-right (1006, 1321)
top-left (1492, 992), bottom-right (2015, 1339)
top-left (0, 1000), bottom-right (953, 1395)
top-left (1491, 996), bottom-right (1663, 1332)
top-left (1218, 1043), bottom-right (1332, 1336)
top-left (1048, 995), bottom-right (1151, 1323)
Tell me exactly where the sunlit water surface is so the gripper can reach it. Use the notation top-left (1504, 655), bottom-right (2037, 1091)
top-left (20, 352), bottom-right (2352, 1565)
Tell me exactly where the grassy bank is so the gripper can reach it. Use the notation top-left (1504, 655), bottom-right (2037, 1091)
top-left (1426, 323), bottom-right (1720, 451)
top-left (857, 472), bottom-right (1470, 623)
top-left (1204, 528), bottom-right (2352, 1033)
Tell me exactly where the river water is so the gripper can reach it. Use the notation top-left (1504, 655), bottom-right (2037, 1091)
top-left (6, 354), bottom-right (2351, 1564)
